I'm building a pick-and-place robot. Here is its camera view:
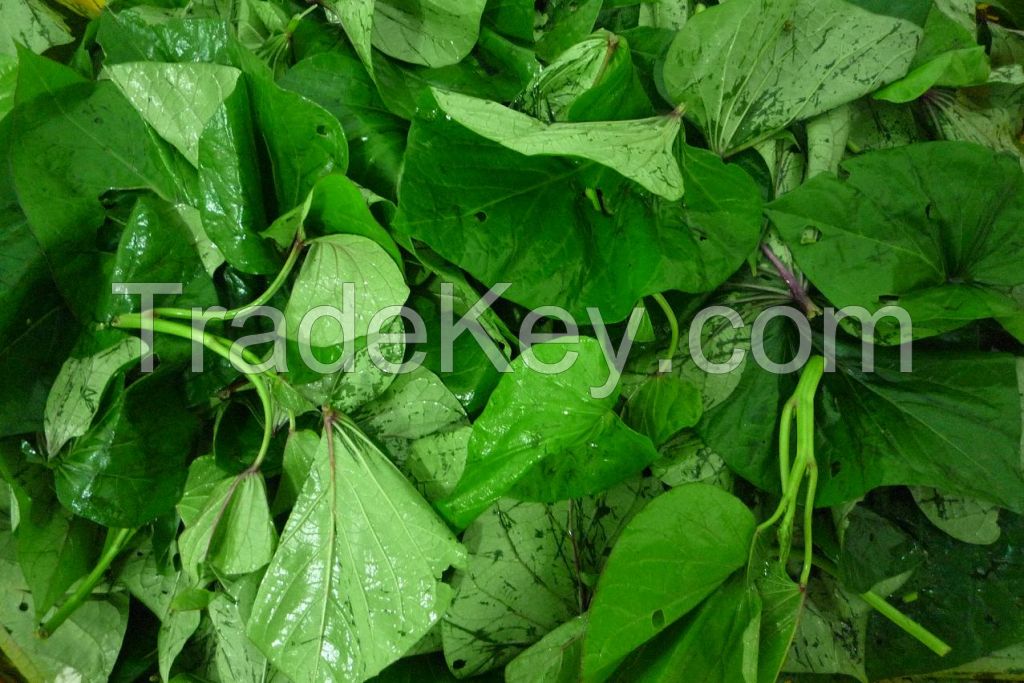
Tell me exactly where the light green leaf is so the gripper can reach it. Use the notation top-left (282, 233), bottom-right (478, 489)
top-left (247, 418), bottom-right (465, 682)
top-left (582, 484), bottom-right (756, 682)
top-left (284, 233), bottom-right (409, 349)
top-left (0, 530), bottom-right (127, 683)
top-left (438, 337), bottom-right (659, 529)
top-left (0, 0), bottom-right (71, 57)
top-left (875, 46), bottom-right (990, 103)
top-left (208, 592), bottom-right (271, 683)
top-left (755, 566), bottom-right (804, 683)
top-left (805, 104), bottom-right (851, 179)
top-left (372, 0), bottom-right (486, 68)
top-left (505, 615), bottom-right (588, 683)
top-left (661, 0), bottom-right (923, 155)
top-left (177, 456), bottom-right (276, 582)
top-left (106, 62), bottom-right (240, 165)
top-left (44, 331), bottom-right (145, 456)
top-left (910, 486), bottom-right (1001, 545)
top-left (650, 432), bottom-right (733, 490)
top-left (432, 88), bottom-right (683, 200)
top-left (441, 499), bottom-right (579, 677)
top-left (271, 428), bottom-right (320, 515)
top-left (322, 0), bottom-right (375, 74)
top-left (0, 54), bottom-right (17, 122)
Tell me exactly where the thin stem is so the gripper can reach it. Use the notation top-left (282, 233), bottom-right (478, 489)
top-left (112, 315), bottom-right (275, 471)
top-left (860, 591), bottom-right (952, 657)
top-left (760, 243), bottom-right (819, 316)
top-left (650, 292), bottom-right (679, 363)
top-left (38, 528), bottom-right (135, 638)
top-left (155, 239), bottom-right (303, 322)
top-left (800, 461), bottom-right (818, 587)
top-left (778, 396), bottom-right (796, 495)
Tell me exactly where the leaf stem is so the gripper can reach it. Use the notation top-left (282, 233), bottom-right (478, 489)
top-left (859, 590), bottom-right (952, 657)
top-left (155, 239), bottom-right (303, 322)
top-left (38, 528), bottom-right (135, 638)
top-left (649, 292), bottom-right (679, 364)
top-left (760, 243), bottom-right (819, 316)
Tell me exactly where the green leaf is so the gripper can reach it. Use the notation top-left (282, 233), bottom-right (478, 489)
top-left (910, 486), bottom-right (1001, 545)
top-left (395, 104), bottom-right (763, 320)
top-left (106, 62), bottom-right (241, 165)
top-left (322, 0), bottom-right (375, 74)
top-left (271, 428), bottom-right (320, 515)
top-left (864, 493), bottom-right (1024, 679)
top-left (0, 0), bottom-right (71, 57)
top-left (582, 484), bottom-right (756, 681)
top-left (247, 418), bottom-right (465, 682)
top-left (0, 529), bottom-right (127, 683)
top-left (177, 456), bottom-right (276, 582)
top-left (279, 50), bottom-right (408, 198)
top-left (0, 450), bottom-right (103, 619)
top-left (249, 73), bottom-right (348, 211)
top-left (56, 371), bottom-right (199, 527)
top-left (284, 233), bottom-right (409, 356)
top-left (624, 376), bottom-right (703, 447)
top-left (118, 538), bottom-right (202, 682)
top-left (432, 88), bottom-right (683, 200)
top-left (441, 499), bottom-right (580, 676)
top-left (372, 0), bottom-right (487, 67)
top-left (767, 142), bottom-right (1024, 342)
top-left (442, 477), bottom-right (658, 676)
top-left (519, 30), bottom-right (653, 124)
top-left (874, 46), bottom-right (990, 102)
top-left (755, 566), bottom-right (804, 683)
top-left (535, 0), bottom-right (603, 62)
top-left (208, 591), bottom-right (271, 683)
top-left (11, 51), bottom-right (186, 317)
top-left (44, 330), bottom-right (146, 456)
top-left (354, 367), bottom-right (470, 498)
top-left (307, 174), bottom-right (403, 265)
top-left (104, 195), bottom-right (220, 318)
top-left (438, 337), bottom-right (658, 529)
top-left (838, 506), bottom-right (923, 593)
top-left (608, 574), bottom-right (761, 682)
top-left (505, 615), bottom-right (587, 683)
top-left (196, 70), bottom-right (278, 274)
top-left (661, 0), bottom-right (924, 155)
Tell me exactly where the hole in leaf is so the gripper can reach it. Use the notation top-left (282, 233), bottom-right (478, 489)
top-left (925, 203), bottom-right (934, 219)
top-left (316, 124), bottom-right (328, 136)
top-left (453, 660), bottom-right (467, 670)
top-left (651, 609), bottom-right (665, 629)
top-left (18, 602), bottom-right (28, 612)
top-left (831, 461), bottom-right (842, 476)
top-left (474, 211), bottom-right (487, 222)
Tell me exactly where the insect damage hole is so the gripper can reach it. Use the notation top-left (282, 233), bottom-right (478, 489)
top-left (651, 609), bottom-right (665, 628)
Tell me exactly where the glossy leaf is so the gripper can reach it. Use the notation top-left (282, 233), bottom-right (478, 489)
top-left (56, 371), bottom-right (199, 527)
top-left (106, 61), bottom-right (241, 165)
top-left (582, 484), bottom-right (756, 681)
top-left (623, 376), bottom-right (703, 447)
top-left (438, 337), bottom-right (658, 529)
top-left (247, 418), bottom-right (465, 681)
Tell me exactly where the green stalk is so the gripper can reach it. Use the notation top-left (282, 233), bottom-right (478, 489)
top-left (859, 591), bottom-right (952, 657)
top-left (38, 528), bottom-right (135, 638)
top-left (112, 315), bottom-right (275, 471)
top-left (778, 396), bottom-right (796, 495)
top-left (650, 292), bottom-right (679, 364)
top-left (155, 239), bottom-right (303, 322)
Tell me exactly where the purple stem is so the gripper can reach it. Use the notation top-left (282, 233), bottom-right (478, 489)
top-left (761, 244), bottom-right (817, 315)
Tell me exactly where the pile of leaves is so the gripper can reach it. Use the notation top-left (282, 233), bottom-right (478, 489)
top-left (2, 0), bottom-right (1024, 681)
